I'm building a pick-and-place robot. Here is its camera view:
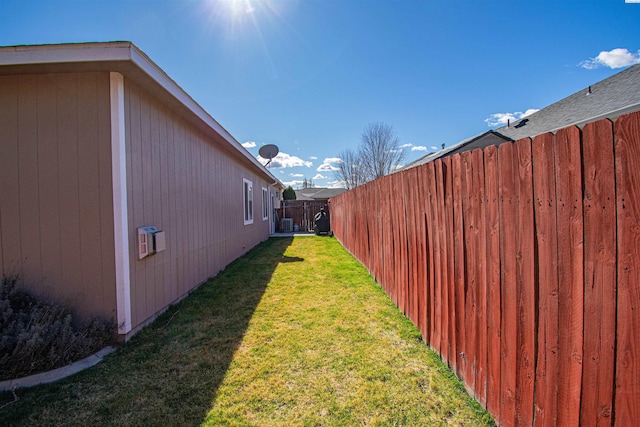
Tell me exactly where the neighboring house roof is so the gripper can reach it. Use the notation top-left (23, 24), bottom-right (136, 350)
top-left (402, 130), bottom-right (513, 170)
top-left (496, 63), bottom-right (640, 141)
top-left (405, 63), bottom-right (640, 168)
top-left (294, 187), bottom-right (347, 201)
top-left (0, 42), bottom-right (283, 188)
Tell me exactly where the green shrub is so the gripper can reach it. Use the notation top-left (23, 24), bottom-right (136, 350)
top-left (282, 185), bottom-right (296, 200)
top-left (0, 275), bottom-right (115, 381)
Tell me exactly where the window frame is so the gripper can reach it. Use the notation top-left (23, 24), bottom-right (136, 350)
top-left (243, 178), bottom-right (253, 225)
top-left (262, 187), bottom-right (269, 221)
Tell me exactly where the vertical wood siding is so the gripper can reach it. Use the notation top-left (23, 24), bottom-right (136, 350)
top-left (124, 81), bottom-right (271, 329)
top-left (0, 73), bottom-right (272, 332)
top-left (0, 73), bottom-right (116, 319)
top-left (329, 111), bottom-right (640, 427)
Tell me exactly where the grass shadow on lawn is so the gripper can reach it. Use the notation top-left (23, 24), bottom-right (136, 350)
top-left (0, 237), bottom-right (293, 427)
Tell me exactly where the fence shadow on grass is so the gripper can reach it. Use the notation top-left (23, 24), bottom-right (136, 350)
top-left (0, 237), bottom-right (294, 427)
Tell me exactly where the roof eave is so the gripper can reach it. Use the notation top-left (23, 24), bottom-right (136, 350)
top-left (0, 42), bottom-right (282, 187)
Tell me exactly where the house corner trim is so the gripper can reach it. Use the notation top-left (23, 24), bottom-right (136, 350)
top-left (110, 72), bottom-right (132, 335)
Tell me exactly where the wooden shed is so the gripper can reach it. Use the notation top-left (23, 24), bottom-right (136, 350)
top-left (0, 42), bottom-right (283, 339)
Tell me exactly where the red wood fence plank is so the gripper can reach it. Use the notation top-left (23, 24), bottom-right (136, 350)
top-left (420, 162), bottom-right (434, 343)
top-left (399, 172), bottom-right (410, 318)
top-left (499, 142), bottom-right (517, 427)
top-left (484, 145), bottom-right (502, 419)
top-left (352, 187), bottom-right (361, 261)
top-left (452, 153), bottom-right (466, 378)
top-left (382, 175), bottom-right (395, 298)
top-left (461, 150), bottom-right (476, 391)
top-left (532, 132), bottom-right (559, 426)
top-left (412, 167), bottom-right (423, 327)
top-left (514, 137), bottom-right (535, 427)
top-left (443, 156), bottom-right (456, 371)
top-left (373, 180), bottom-right (384, 284)
top-left (374, 181), bottom-right (384, 290)
top-left (387, 174), bottom-right (397, 300)
top-left (363, 184), bottom-right (369, 261)
top-left (427, 161), bottom-right (441, 354)
top-left (391, 173), bottom-right (403, 312)
top-left (363, 184), bottom-right (371, 265)
top-left (415, 164), bottom-right (428, 339)
top-left (364, 183), bottom-right (375, 279)
top-left (554, 125), bottom-right (584, 427)
top-left (472, 148), bottom-right (488, 408)
top-left (614, 111), bottom-right (640, 426)
top-left (416, 166), bottom-right (427, 334)
top-left (396, 174), bottom-right (406, 311)
top-left (436, 159), bottom-right (449, 361)
top-left (403, 167), bottom-right (417, 326)
top-left (582, 119), bottom-right (617, 427)
top-left (388, 175), bottom-right (398, 308)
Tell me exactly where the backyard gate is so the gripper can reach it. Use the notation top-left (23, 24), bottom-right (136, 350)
top-left (276, 200), bottom-right (329, 232)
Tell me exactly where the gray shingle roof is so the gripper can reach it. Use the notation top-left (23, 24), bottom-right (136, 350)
top-left (401, 131), bottom-right (512, 170)
top-left (496, 63), bottom-right (640, 141)
top-left (405, 64), bottom-right (640, 169)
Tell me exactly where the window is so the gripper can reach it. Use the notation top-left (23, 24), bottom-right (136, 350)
top-left (243, 179), bottom-right (253, 225)
top-left (262, 187), bottom-right (269, 220)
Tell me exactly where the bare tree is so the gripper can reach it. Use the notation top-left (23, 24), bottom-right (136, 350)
top-left (334, 122), bottom-right (405, 188)
top-left (359, 122), bottom-right (405, 180)
top-left (335, 148), bottom-right (365, 190)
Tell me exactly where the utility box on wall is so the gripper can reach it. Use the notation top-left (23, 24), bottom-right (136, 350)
top-left (137, 226), bottom-right (166, 260)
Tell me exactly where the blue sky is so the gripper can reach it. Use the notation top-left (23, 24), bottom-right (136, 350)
top-left (1, 0), bottom-right (639, 188)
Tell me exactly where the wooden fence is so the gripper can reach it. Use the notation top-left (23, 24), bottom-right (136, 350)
top-left (276, 200), bottom-right (328, 232)
top-left (329, 112), bottom-right (640, 427)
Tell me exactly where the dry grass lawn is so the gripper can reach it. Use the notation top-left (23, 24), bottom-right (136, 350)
top-left (0, 236), bottom-right (494, 426)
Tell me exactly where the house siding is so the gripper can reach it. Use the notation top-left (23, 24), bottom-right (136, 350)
top-left (123, 79), bottom-right (271, 329)
top-left (0, 72), bottom-right (117, 320)
top-left (0, 47), bottom-right (277, 336)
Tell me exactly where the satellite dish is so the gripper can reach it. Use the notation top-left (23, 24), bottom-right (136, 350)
top-left (258, 144), bottom-right (279, 167)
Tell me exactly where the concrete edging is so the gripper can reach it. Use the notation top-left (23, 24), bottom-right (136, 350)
top-left (0, 346), bottom-right (116, 391)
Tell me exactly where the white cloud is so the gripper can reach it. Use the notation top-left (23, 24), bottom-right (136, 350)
top-left (326, 179), bottom-right (346, 189)
top-left (313, 173), bottom-right (326, 180)
top-left (242, 141), bottom-right (256, 148)
top-left (317, 164), bottom-right (340, 172)
top-left (259, 152), bottom-right (312, 168)
top-left (399, 143), bottom-right (427, 152)
top-left (317, 157), bottom-right (343, 172)
top-left (323, 157), bottom-right (342, 163)
top-left (484, 108), bottom-right (539, 127)
top-left (290, 173), bottom-right (304, 177)
top-left (580, 48), bottom-right (640, 69)
top-left (430, 146), bottom-right (439, 151)
top-left (309, 156), bottom-right (318, 160)
top-left (283, 179), bottom-right (304, 188)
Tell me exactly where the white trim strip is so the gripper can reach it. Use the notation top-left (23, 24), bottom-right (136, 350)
top-left (110, 72), bottom-right (132, 335)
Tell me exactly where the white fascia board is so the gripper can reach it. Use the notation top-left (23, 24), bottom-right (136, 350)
top-left (0, 42), bottom-right (133, 65)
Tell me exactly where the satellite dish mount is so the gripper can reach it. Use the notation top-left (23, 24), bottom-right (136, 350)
top-left (259, 144), bottom-right (279, 167)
